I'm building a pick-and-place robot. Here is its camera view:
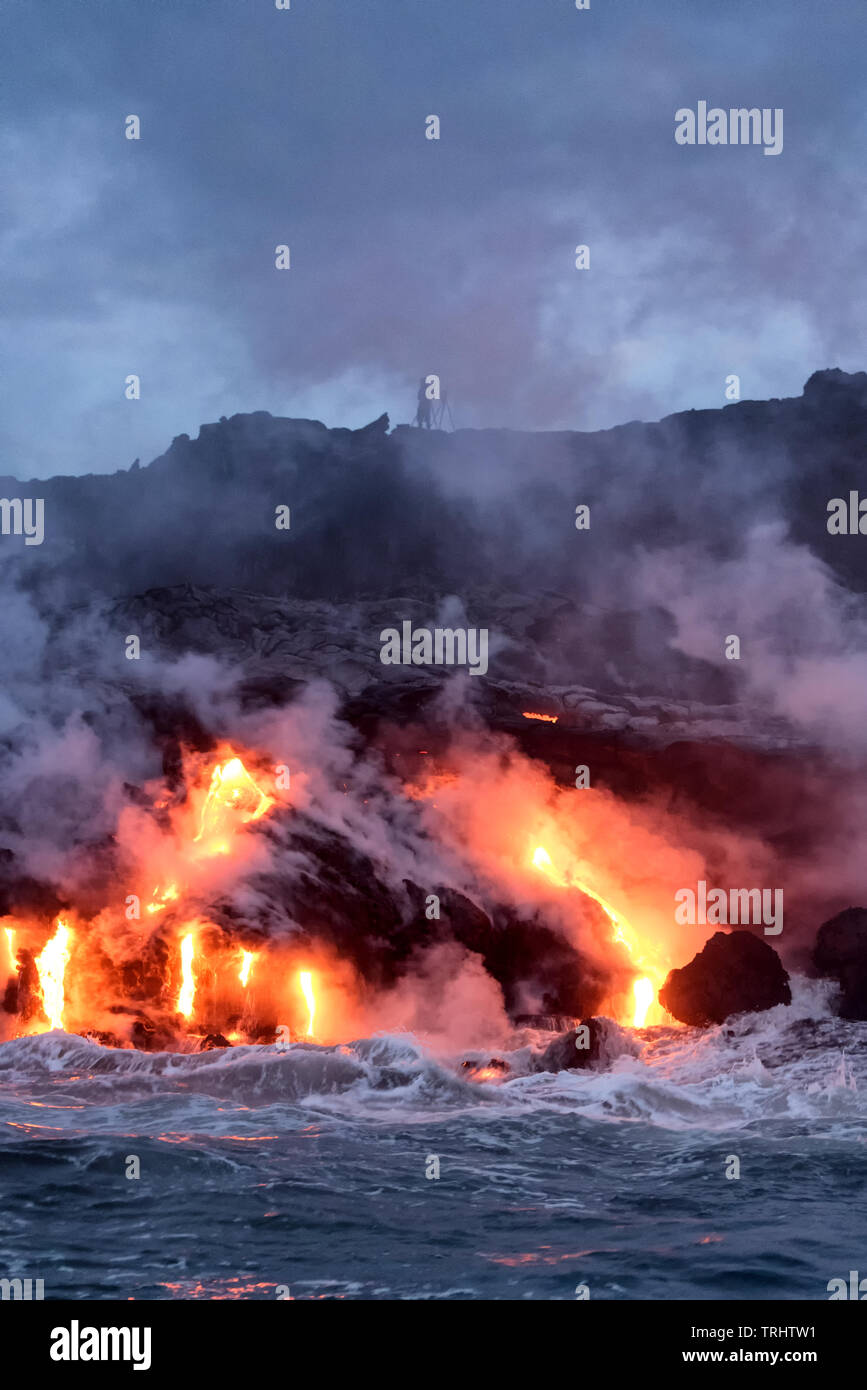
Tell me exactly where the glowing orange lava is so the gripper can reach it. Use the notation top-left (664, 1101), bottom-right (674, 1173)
top-left (298, 970), bottom-right (315, 1037)
top-left (194, 757), bottom-right (275, 849)
top-left (522, 711), bottom-right (559, 723)
top-left (532, 845), bottom-right (664, 1027)
top-left (177, 934), bottom-right (195, 1017)
top-left (239, 950), bottom-right (255, 988)
top-left (0, 748), bottom-right (289, 1047)
top-left (531, 845), bottom-right (556, 875)
top-left (147, 883), bottom-right (179, 915)
top-left (35, 920), bottom-right (72, 1031)
top-left (632, 976), bottom-right (654, 1028)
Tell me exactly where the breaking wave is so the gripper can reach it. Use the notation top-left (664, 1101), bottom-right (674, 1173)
top-left (0, 975), bottom-right (861, 1139)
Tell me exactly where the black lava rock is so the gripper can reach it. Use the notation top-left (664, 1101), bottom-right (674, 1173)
top-left (812, 908), bottom-right (867, 1020)
top-left (533, 1015), bottom-right (632, 1073)
top-left (659, 930), bottom-right (791, 1026)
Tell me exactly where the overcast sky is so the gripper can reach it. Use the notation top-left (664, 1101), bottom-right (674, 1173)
top-left (1, 0), bottom-right (865, 476)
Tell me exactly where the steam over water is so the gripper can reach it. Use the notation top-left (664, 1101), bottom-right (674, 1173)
top-left (1, 978), bottom-right (863, 1301)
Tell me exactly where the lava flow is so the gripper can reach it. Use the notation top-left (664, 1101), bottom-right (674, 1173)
top-left (0, 749), bottom-right (294, 1046)
top-left (194, 756), bottom-right (275, 854)
top-left (34, 920), bottom-right (72, 1031)
top-left (0, 741), bottom-right (675, 1051)
top-left (239, 950), bottom-right (255, 988)
top-left (177, 934), bottom-right (196, 1018)
top-left (531, 845), bottom-right (667, 1027)
top-left (298, 971), bottom-right (316, 1037)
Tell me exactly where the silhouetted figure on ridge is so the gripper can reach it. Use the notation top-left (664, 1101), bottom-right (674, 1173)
top-left (414, 378), bottom-right (433, 428)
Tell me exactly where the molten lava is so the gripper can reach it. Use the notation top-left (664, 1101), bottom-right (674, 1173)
top-left (0, 746), bottom-right (292, 1048)
top-left (239, 950), bottom-right (255, 988)
top-left (532, 845), bottom-right (664, 1027)
top-left (299, 970), bottom-right (315, 1037)
top-left (177, 934), bottom-right (196, 1018)
top-left (0, 739), bottom-right (672, 1052)
top-left (632, 976), bottom-right (654, 1028)
top-left (532, 846), bottom-right (556, 874)
top-left (35, 920), bottom-right (72, 1031)
top-left (147, 883), bottom-right (179, 915)
top-left (194, 757), bottom-right (275, 852)
top-left (522, 711), bottom-right (559, 723)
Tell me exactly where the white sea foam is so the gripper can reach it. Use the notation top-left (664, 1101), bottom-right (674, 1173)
top-left (0, 976), bottom-right (863, 1139)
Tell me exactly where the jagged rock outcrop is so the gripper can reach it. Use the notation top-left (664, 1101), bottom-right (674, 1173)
top-left (5, 370), bottom-right (867, 689)
top-left (812, 908), bottom-right (867, 1020)
top-left (208, 839), bottom-right (611, 1020)
top-left (659, 930), bottom-right (791, 1026)
top-left (532, 1015), bottom-right (637, 1073)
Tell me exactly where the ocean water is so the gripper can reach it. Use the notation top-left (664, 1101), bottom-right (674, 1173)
top-left (0, 977), bottom-right (864, 1301)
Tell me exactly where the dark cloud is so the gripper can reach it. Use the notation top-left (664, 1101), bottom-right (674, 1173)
top-left (1, 0), bottom-right (865, 475)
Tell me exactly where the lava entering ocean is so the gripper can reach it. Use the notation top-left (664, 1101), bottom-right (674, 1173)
top-left (0, 735), bottom-right (680, 1052)
top-left (0, 750), bottom-right (308, 1049)
top-left (530, 846), bottom-right (666, 1026)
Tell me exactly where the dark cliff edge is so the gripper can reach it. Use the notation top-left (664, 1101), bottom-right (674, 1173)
top-left (0, 369), bottom-right (865, 606)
